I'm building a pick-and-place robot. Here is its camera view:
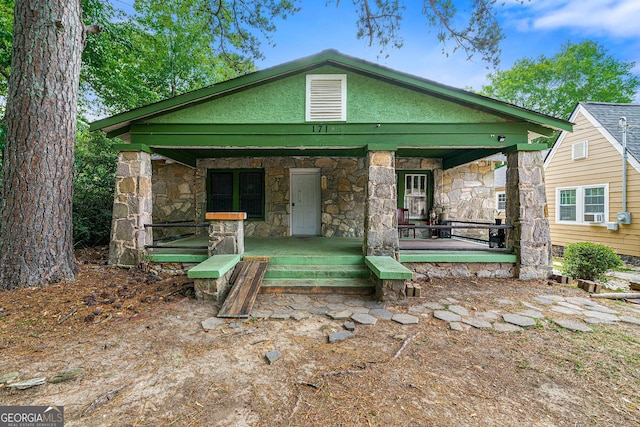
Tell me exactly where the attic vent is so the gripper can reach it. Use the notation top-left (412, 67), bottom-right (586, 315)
top-left (572, 141), bottom-right (588, 160)
top-left (306, 74), bottom-right (346, 122)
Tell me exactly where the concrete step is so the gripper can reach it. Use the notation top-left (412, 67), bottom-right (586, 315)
top-left (266, 255), bottom-right (365, 266)
top-left (260, 278), bottom-right (374, 295)
top-left (264, 264), bottom-right (370, 280)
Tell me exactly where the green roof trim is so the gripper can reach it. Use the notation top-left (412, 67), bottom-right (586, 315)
top-left (113, 143), bottom-right (154, 154)
top-left (90, 50), bottom-right (572, 135)
top-left (502, 143), bottom-right (549, 154)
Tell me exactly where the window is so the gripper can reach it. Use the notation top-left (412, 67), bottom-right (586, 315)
top-left (306, 74), bottom-right (346, 122)
top-left (404, 174), bottom-right (427, 219)
top-left (208, 169), bottom-right (264, 219)
top-left (496, 192), bottom-right (506, 211)
top-left (556, 185), bottom-right (608, 224)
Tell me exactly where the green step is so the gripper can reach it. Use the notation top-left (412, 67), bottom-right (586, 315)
top-left (260, 278), bottom-right (374, 295)
top-left (266, 255), bottom-right (365, 266)
top-left (264, 265), bottom-right (370, 279)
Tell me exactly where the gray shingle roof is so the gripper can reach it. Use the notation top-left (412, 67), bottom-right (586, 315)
top-left (581, 102), bottom-right (640, 162)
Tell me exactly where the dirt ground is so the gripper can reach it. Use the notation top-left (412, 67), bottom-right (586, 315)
top-left (1, 247), bottom-right (640, 426)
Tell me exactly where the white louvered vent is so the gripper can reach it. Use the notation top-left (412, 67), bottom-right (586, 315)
top-left (306, 74), bottom-right (346, 122)
top-left (572, 141), bottom-right (588, 160)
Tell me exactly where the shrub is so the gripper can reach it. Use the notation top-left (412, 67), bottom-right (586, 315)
top-left (562, 242), bottom-right (622, 281)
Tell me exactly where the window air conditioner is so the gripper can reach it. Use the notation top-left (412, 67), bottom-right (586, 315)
top-left (584, 213), bottom-right (604, 223)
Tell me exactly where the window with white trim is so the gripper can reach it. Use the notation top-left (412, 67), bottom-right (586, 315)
top-left (556, 185), bottom-right (608, 224)
top-left (404, 174), bottom-right (427, 219)
top-left (305, 74), bottom-right (346, 122)
top-left (496, 192), bottom-right (506, 211)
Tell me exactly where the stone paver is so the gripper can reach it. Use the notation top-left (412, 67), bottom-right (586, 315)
top-left (327, 309), bottom-right (353, 320)
top-left (270, 313), bottom-right (291, 320)
top-left (448, 305), bottom-right (470, 317)
top-left (433, 310), bottom-right (462, 322)
top-left (351, 313), bottom-right (378, 325)
top-left (329, 331), bottom-right (354, 343)
top-left (449, 322), bottom-right (466, 331)
top-left (582, 311), bottom-right (620, 322)
top-left (265, 350), bottom-right (281, 364)
top-left (364, 301), bottom-right (386, 309)
top-left (503, 313), bottom-right (536, 327)
top-left (620, 316), bottom-right (640, 325)
top-left (584, 317), bottom-right (617, 325)
top-left (522, 302), bottom-right (545, 311)
top-left (515, 310), bottom-right (545, 319)
top-left (557, 301), bottom-right (585, 311)
top-left (493, 323), bottom-right (523, 332)
top-left (533, 296), bottom-right (555, 305)
top-left (350, 306), bottom-right (371, 314)
top-left (475, 311), bottom-right (500, 321)
top-left (369, 308), bottom-right (393, 320)
top-left (392, 313), bottom-right (419, 325)
top-left (584, 305), bottom-right (619, 315)
top-left (344, 321), bottom-right (356, 331)
top-left (551, 306), bottom-right (580, 315)
top-left (552, 318), bottom-right (593, 332)
top-left (565, 297), bottom-right (595, 306)
top-left (461, 318), bottom-right (492, 329)
top-left (201, 317), bottom-right (225, 331)
top-left (423, 302), bottom-right (445, 310)
top-left (289, 303), bottom-right (311, 311)
top-left (408, 305), bottom-right (427, 314)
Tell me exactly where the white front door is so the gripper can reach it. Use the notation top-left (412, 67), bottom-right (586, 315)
top-left (290, 169), bottom-right (321, 236)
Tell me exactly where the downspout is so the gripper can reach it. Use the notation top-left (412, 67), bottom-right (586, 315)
top-left (619, 117), bottom-right (628, 212)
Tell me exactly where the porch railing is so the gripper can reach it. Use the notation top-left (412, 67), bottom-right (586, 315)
top-left (399, 219), bottom-right (512, 251)
top-left (143, 221), bottom-right (209, 249)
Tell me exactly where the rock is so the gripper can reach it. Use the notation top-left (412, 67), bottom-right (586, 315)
top-left (408, 305), bottom-right (427, 314)
top-left (533, 296), bottom-right (555, 305)
top-left (515, 310), bottom-right (545, 319)
top-left (433, 310), bottom-right (462, 322)
top-left (49, 367), bottom-right (85, 384)
top-left (8, 377), bottom-right (46, 390)
top-left (343, 321), bottom-right (356, 331)
top-left (522, 302), bottom-right (545, 311)
top-left (557, 301), bottom-right (585, 311)
top-left (0, 372), bottom-right (19, 384)
top-left (620, 316), bottom-right (640, 325)
top-left (581, 311), bottom-right (620, 322)
top-left (502, 313), bottom-right (536, 327)
top-left (292, 312), bottom-right (311, 321)
top-left (201, 317), bottom-right (225, 331)
top-left (461, 318), bottom-right (492, 329)
top-left (327, 309), bottom-right (353, 320)
top-left (448, 305), bottom-right (470, 317)
top-left (392, 314), bottom-right (419, 325)
top-left (449, 322), bottom-right (465, 331)
top-left (475, 311), bottom-right (500, 321)
top-left (493, 323), bottom-right (523, 332)
top-left (250, 310), bottom-right (272, 319)
top-left (369, 308), bottom-right (393, 320)
top-left (265, 350), bottom-right (281, 365)
top-left (329, 331), bottom-right (354, 343)
top-left (423, 302), bottom-right (445, 310)
top-left (551, 306), bottom-right (580, 315)
top-left (584, 317), bottom-right (617, 325)
top-left (552, 318), bottom-right (593, 332)
top-left (565, 297), bottom-right (594, 306)
top-left (351, 313), bottom-right (377, 325)
top-left (583, 305), bottom-right (619, 315)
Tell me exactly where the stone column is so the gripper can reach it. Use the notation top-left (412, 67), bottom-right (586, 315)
top-left (109, 151), bottom-right (153, 266)
top-left (363, 151), bottom-right (399, 256)
top-left (505, 150), bottom-right (552, 279)
top-left (206, 212), bottom-right (246, 256)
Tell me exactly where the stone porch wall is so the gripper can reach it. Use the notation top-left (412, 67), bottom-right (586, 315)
top-left (406, 262), bottom-right (515, 278)
top-left (152, 159), bottom-right (197, 240)
top-left (195, 157), bottom-right (366, 237)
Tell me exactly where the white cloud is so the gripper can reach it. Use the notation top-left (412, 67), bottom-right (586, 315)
top-left (529, 0), bottom-right (640, 37)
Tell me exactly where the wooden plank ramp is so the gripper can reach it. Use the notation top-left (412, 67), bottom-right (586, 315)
top-left (217, 261), bottom-right (268, 318)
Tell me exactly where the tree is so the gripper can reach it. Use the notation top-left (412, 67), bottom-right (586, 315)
top-left (480, 41), bottom-right (640, 120)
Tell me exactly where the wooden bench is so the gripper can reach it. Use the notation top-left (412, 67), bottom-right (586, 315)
top-left (365, 256), bottom-right (413, 280)
top-left (187, 254), bottom-right (242, 279)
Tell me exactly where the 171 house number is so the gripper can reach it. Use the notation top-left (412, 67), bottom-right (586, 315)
top-left (311, 125), bottom-right (329, 133)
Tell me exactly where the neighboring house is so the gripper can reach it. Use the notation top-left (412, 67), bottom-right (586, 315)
top-left (91, 50), bottom-right (571, 280)
top-left (545, 102), bottom-right (640, 262)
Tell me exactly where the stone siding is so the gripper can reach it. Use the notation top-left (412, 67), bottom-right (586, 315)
top-left (152, 159), bottom-right (197, 239)
top-left (406, 262), bottom-right (515, 278)
top-left (363, 151), bottom-right (398, 256)
top-left (196, 157), bottom-right (366, 237)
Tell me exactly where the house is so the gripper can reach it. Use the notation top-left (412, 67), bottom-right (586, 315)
top-left (545, 102), bottom-right (640, 263)
top-left (90, 50), bottom-right (571, 299)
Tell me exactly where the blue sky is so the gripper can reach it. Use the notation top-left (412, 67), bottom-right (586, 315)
top-left (253, 0), bottom-right (640, 101)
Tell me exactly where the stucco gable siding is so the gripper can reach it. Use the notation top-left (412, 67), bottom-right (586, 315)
top-left (145, 65), bottom-right (508, 125)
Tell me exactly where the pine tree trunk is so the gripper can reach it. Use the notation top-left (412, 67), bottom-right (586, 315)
top-left (0, 0), bottom-right (83, 288)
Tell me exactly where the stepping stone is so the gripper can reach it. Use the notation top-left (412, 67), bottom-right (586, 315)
top-left (250, 309), bottom-right (272, 319)
top-left (522, 302), bottom-right (545, 311)
top-left (351, 313), bottom-right (377, 325)
top-left (344, 298), bottom-right (367, 306)
top-left (565, 297), bottom-right (594, 306)
top-left (327, 303), bottom-right (348, 311)
top-left (433, 310), bottom-right (461, 322)
top-left (461, 318), bottom-right (492, 329)
top-left (557, 301), bottom-right (584, 311)
top-left (449, 322), bottom-right (466, 331)
top-left (582, 311), bottom-right (620, 322)
top-left (497, 299), bottom-right (516, 305)
top-left (475, 311), bottom-right (499, 321)
top-left (364, 301), bottom-right (386, 309)
top-left (392, 313), bottom-right (419, 325)
top-left (369, 308), bottom-right (393, 320)
top-left (423, 302), bottom-right (445, 310)
top-left (265, 350), bottom-right (281, 364)
top-left (584, 317), bottom-right (617, 325)
top-left (291, 295), bottom-right (311, 303)
top-left (292, 312), bottom-right (311, 321)
top-left (546, 295), bottom-right (566, 302)
top-left (329, 331), bottom-right (354, 343)
top-left (552, 318), bottom-right (593, 332)
top-left (493, 323), bottom-right (523, 332)
top-left (446, 298), bottom-right (459, 304)
top-left (448, 305), bottom-right (470, 317)
top-left (515, 310), bottom-right (545, 319)
top-left (350, 306), bottom-right (371, 314)
top-left (309, 307), bottom-right (328, 316)
top-left (551, 306), bottom-right (580, 315)
top-left (270, 312), bottom-right (292, 320)
top-left (8, 377), bottom-right (46, 390)
top-left (408, 305), bottom-right (427, 314)
top-left (503, 313), bottom-right (536, 327)
top-left (289, 303), bottom-right (311, 311)
top-left (327, 309), bottom-right (353, 320)
top-left (201, 317), bottom-right (225, 331)
top-left (585, 305), bottom-right (619, 315)
top-left (533, 296), bottom-right (555, 305)
top-left (620, 316), bottom-right (640, 325)
top-left (344, 321), bottom-right (356, 331)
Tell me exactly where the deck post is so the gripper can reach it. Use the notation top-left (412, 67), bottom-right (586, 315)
top-left (109, 150), bottom-right (153, 267)
top-left (506, 150), bottom-right (552, 279)
top-left (363, 150), bottom-right (399, 257)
